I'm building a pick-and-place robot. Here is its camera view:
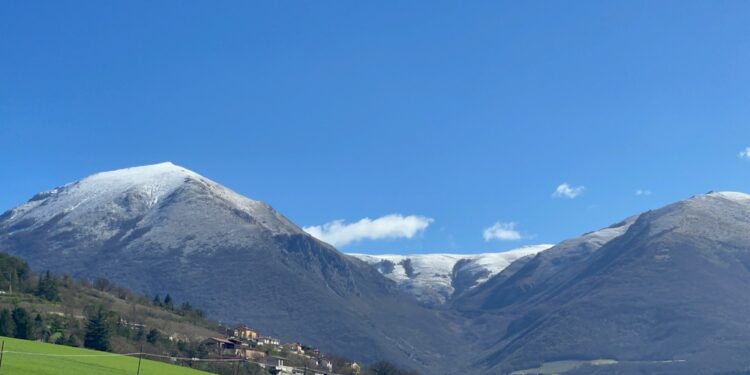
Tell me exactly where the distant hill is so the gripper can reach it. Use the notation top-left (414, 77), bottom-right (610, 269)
top-left (349, 245), bottom-right (552, 306)
top-left (453, 192), bottom-right (750, 374)
top-left (0, 162), bottom-right (467, 373)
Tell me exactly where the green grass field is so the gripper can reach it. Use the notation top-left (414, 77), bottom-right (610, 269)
top-left (0, 336), bottom-right (212, 375)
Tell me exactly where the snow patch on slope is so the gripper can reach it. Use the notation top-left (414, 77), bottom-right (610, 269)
top-left (707, 191), bottom-right (750, 203)
top-left (349, 244), bottom-right (554, 305)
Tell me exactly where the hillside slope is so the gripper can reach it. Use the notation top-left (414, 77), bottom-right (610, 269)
top-left (456, 192), bottom-right (750, 374)
top-left (0, 163), bottom-right (467, 373)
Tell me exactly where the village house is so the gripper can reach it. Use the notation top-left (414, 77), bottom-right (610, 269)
top-left (266, 356), bottom-right (295, 375)
top-left (302, 345), bottom-right (321, 358)
top-left (238, 347), bottom-right (267, 360)
top-left (317, 358), bottom-right (333, 372)
top-left (232, 324), bottom-right (258, 340)
top-left (258, 336), bottom-right (281, 346)
top-left (203, 337), bottom-right (236, 354)
top-left (285, 342), bottom-right (304, 355)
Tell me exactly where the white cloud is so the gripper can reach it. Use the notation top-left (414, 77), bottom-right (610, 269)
top-left (303, 214), bottom-right (433, 247)
top-left (739, 147), bottom-right (750, 159)
top-left (552, 183), bottom-right (585, 199)
top-left (483, 222), bottom-right (522, 241)
top-left (635, 189), bottom-right (652, 196)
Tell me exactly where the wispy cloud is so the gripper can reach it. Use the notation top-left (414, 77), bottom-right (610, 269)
top-left (303, 214), bottom-right (433, 247)
top-left (739, 147), bottom-right (750, 160)
top-left (552, 183), bottom-right (585, 199)
top-left (483, 222), bottom-right (522, 241)
top-left (635, 189), bottom-right (652, 196)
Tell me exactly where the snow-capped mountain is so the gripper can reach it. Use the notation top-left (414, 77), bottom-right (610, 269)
top-left (349, 244), bottom-right (553, 305)
top-left (0, 162), bottom-right (467, 373)
top-left (3, 162), bottom-right (297, 247)
top-left (456, 191), bottom-right (750, 374)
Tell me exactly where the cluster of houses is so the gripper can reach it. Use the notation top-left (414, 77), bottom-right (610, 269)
top-left (203, 325), bottom-right (359, 375)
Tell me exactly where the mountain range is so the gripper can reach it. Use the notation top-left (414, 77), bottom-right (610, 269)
top-left (4, 163), bottom-right (750, 374)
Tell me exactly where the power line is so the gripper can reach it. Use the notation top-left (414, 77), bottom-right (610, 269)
top-left (0, 349), bottom-right (342, 373)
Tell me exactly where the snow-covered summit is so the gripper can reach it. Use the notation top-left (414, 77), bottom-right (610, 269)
top-left (8, 162), bottom-right (199, 220)
top-left (349, 244), bottom-right (554, 305)
top-left (705, 191), bottom-right (750, 203)
top-left (2, 162), bottom-right (297, 242)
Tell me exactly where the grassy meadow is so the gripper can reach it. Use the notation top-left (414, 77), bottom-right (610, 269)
top-left (0, 336), bottom-right (212, 375)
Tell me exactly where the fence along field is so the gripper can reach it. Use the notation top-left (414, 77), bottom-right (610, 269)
top-left (0, 336), bottom-right (212, 375)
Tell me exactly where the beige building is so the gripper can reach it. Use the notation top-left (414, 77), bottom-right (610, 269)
top-left (233, 325), bottom-right (259, 340)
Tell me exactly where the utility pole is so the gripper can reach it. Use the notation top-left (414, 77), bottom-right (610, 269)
top-left (136, 343), bottom-right (143, 375)
top-left (233, 358), bottom-right (240, 375)
top-left (0, 340), bottom-right (5, 373)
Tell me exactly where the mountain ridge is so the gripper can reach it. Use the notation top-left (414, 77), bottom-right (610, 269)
top-left (455, 191), bottom-right (750, 374)
top-left (348, 244), bottom-right (553, 306)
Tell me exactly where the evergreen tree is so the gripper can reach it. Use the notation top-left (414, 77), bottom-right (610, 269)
top-left (0, 252), bottom-right (32, 293)
top-left (134, 326), bottom-right (145, 342)
top-left (66, 334), bottom-right (80, 347)
top-left (152, 294), bottom-right (162, 307)
top-left (164, 293), bottom-right (173, 310)
top-left (0, 308), bottom-right (15, 337)
top-left (11, 307), bottom-right (31, 339)
top-left (35, 271), bottom-right (59, 301)
top-left (146, 328), bottom-right (160, 344)
top-left (180, 301), bottom-right (192, 314)
top-left (83, 307), bottom-right (111, 351)
top-left (34, 313), bottom-right (47, 341)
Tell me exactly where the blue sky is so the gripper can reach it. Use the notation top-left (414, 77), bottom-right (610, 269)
top-left (2, 1), bottom-right (750, 254)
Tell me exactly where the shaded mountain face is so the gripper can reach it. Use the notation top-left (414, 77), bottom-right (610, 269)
top-left (0, 163), bottom-right (467, 373)
top-left (349, 245), bottom-right (553, 306)
top-left (454, 192), bottom-right (750, 374)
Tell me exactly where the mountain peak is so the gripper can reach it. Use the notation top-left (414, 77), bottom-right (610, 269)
top-left (1, 162), bottom-right (303, 237)
top-left (84, 161), bottom-right (199, 185)
top-left (29, 162), bottom-right (207, 217)
top-left (704, 191), bottom-right (750, 202)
